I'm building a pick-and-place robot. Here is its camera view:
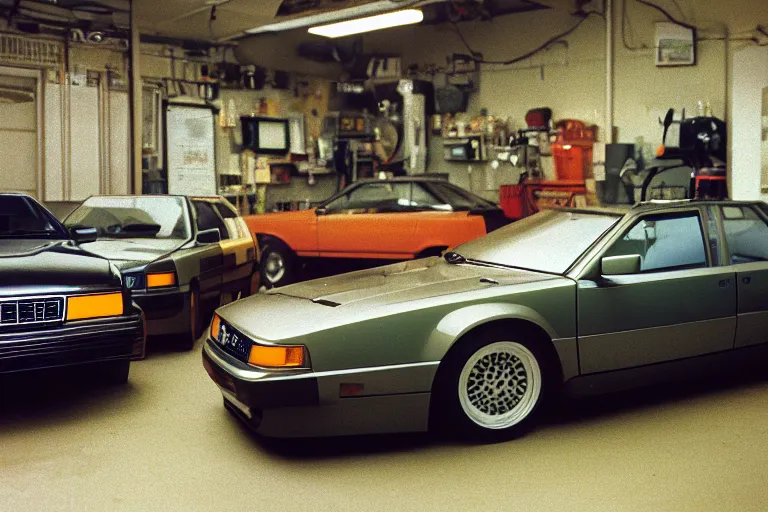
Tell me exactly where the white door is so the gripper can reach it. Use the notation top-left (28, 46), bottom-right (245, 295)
top-left (0, 73), bottom-right (38, 198)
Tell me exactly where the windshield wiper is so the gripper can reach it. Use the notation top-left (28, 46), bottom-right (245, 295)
top-left (0, 230), bottom-right (59, 237)
top-left (444, 251), bottom-right (467, 264)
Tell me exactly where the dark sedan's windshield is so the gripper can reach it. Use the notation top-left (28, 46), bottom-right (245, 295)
top-left (65, 197), bottom-right (191, 240)
top-left (0, 196), bottom-right (66, 239)
top-left (453, 209), bottom-right (621, 274)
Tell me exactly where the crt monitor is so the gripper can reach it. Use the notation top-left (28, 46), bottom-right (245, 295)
top-left (241, 116), bottom-right (290, 154)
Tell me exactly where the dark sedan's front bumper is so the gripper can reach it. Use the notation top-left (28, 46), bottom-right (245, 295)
top-left (131, 285), bottom-right (190, 336)
top-left (0, 311), bottom-right (143, 374)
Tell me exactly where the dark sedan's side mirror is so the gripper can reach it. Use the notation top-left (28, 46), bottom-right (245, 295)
top-left (196, 228), bottom-right (221, 245)
top-left (70, 226), bottom-right (98, 244)
top-left (601, 254), bottom-right (641, 276)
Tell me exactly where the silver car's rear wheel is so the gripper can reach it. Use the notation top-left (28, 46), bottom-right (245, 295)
top-left (458, 342), bottom-right (542, 430)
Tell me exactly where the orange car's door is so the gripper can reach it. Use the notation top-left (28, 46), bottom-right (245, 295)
top-left (317, 182), bottom-right (440, 259)
top-left (317, 211), bottom-right (420, 258)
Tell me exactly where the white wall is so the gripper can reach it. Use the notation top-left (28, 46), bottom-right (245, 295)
top-left (731, 45), bottom-right (768, 201)
top-left (235, 0), bottom-right (768, 196)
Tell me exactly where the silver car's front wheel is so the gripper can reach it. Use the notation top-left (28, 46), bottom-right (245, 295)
top-left (458, 342), bottom-right (542, 430)
top-left (431, 327), bottom-right (553, 442)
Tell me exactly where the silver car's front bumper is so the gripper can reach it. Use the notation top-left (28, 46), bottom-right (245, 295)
top-left (202, 338), bottom-right (439, 438)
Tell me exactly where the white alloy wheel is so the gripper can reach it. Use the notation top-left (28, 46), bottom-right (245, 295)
top-left (263, 251), bottom-right (286, 284)
top-left (458, 341), bottom-right (542, 430)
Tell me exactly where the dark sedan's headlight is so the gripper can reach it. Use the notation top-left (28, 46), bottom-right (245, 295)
top-left (125, 260), bottom-right (178, 291)
top-left (146, 272), bottom-right (177, 288)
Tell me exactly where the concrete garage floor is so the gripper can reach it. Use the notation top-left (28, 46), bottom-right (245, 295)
top-left (1, 339), bottom-right (768, 512)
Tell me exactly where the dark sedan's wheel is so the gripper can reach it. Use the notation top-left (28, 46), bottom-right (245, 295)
top-left (432, 329), bottom-right (553, 442)
top-left (181, 287), bottom-right (203, 350)
top-left (261, 239), bottom-right (297, 289)
top-left (247, 270), bottom-right (262, 296)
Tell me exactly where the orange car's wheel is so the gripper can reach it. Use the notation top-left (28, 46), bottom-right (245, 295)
top-left (260, 239), bottom-right (297, 289)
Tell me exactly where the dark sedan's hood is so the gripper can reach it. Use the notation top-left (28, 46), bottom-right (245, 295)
top-left (77, 239), bottom-right (183, 270)
top-left (0, 239), bottom-right (118, 294)
top-left (0, 239), bottom-right (61, 258)
top-left (218, 257), bottom-right (559, 341)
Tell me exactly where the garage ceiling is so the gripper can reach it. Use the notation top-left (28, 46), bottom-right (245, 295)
top-left (135, 0), bottom-right (282, 41)
top-left (135, 0), bottom-right (573, 42)
top-left (0, 0), bottom-right (577, 42)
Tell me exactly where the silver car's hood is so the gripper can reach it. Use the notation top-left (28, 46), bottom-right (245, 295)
top-left (78, 239), bottom-right (183, 269)
top-left (218, 257), bottom-right (556, 341)
top-left (277, 257), bottom-right (548, 305)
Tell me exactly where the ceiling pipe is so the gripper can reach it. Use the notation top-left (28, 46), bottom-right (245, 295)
top-left (605, 0), bottom-right (614, 143)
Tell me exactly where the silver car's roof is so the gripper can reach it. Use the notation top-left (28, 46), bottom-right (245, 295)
top-left (558, 199), bottom-right (766, 218)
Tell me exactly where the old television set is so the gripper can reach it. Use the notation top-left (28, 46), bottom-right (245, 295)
top-left (241, 116), bottom-right (290, 154)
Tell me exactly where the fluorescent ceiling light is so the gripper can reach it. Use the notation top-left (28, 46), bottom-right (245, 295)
top-left (308, 9), bottom-right (424, 38)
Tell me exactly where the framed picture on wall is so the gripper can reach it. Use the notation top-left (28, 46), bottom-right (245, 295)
top-left (655, 22), bottom-right (696, 67)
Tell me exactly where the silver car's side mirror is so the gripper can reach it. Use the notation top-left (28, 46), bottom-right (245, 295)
top-left (601, 254), bottom-right (641, 276)
top-left (196, 228), bottom-right (221, 245)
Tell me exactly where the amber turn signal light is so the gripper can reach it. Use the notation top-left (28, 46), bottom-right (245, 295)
top-left (67, 293), bottom-right (124, 321)
top-left (146, 272), bottom-right (176, 288)
top-left (656, 145), bottom-right (666, 157)
top-left (248, 345), bottom-right (305, 368)
top-left (210, 314), bottom-right (221, 341)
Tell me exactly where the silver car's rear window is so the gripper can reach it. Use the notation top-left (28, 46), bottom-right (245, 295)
top-left (455, 209), bottom-right (621, 274)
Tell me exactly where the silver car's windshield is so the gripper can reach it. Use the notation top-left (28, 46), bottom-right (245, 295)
top-left (65, 197), bottom-right (191, 240)
top-left (454, 209), bottom-right (621, 274)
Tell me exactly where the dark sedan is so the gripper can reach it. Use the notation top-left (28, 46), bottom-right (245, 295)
top-left (63, 195), bottom-right (260, 349)
top-left (0, 194), bottom-right (144, 382)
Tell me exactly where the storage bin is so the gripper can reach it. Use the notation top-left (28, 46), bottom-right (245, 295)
top-left (499, 184), bottom-right (526, 220)
top-left (552, 143), bottom-right (593, 181)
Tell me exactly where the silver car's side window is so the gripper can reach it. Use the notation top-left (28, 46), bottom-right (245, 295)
top-left (722, 206), bottom-right (768, 264)
top-left (603, 213), bottom-right (707, 273)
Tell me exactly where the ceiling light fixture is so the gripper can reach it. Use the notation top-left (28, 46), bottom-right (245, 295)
top-left (308, 9), bottom-right (424, 38)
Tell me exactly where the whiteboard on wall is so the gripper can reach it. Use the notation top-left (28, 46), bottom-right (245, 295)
top-left (166, 104), bottom-right (216, 196)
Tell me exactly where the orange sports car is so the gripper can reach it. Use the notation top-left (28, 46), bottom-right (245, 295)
top-left (244, 177), bottom-right (509, 287)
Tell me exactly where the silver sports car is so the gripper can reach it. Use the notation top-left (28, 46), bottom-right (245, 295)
top-left (203, 200), bottom-right (768, 440)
